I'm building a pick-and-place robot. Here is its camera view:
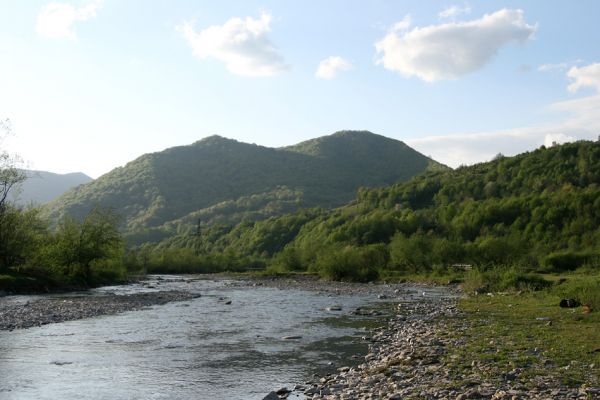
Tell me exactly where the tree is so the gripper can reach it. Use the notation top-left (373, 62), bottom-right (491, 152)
top-left (0, 119), bottom-right (27, 270)
top-left (0, 119), bottom-right (26, 209)
top-left (49, 207), bottom-right (124, 284)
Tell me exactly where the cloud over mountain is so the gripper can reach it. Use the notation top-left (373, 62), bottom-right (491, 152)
top-left (178, 12), bottom-right (287, 77)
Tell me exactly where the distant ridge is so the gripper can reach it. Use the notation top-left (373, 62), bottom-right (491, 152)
top-left (42, 131), bottom-right (445, 243)
top-left (12, 170), bottom-right (93, 205)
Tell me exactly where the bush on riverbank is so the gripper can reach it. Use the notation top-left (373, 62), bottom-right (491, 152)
top-left (0, 206), bottom-right (127, 292)
top-left (462, 267), bottom-right (552, 293)
top-left (124, 247), bottom-right (266, 275)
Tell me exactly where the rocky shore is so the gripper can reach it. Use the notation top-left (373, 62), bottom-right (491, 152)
top-left (0, 290), bottom-right (198, 331)
top-left (271, 291), bottom-right (599, 400)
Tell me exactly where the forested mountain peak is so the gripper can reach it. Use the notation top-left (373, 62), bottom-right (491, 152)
top-left (286, 130), bottom-right (413, 157)
top-left (158, 139), bottom-right (600, 279)
top-left (42, 131), bottom-right (439, 242)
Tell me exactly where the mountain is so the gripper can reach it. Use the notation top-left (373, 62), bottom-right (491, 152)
top-left (163, 139), bottom-right (600, 277)
top-left (42, 131), bottom-right (443, 241)
top-left (11, 170), bottom-right (93, 205)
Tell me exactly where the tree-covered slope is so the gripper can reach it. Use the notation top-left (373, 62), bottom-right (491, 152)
top-left (150, 140), bottom-right (600, 278)
top-left (43, 131), bottom-right (440, 237)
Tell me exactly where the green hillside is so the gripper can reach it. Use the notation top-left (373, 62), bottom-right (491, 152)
top-left (43, 131), bottom-right (441, 241)
top-left (145, 140), bottom-right (600, 279)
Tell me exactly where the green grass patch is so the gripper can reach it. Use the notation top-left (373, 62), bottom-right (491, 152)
top-left (446, 280), bottom-right (600, 388)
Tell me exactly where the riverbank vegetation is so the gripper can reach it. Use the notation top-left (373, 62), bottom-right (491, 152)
top-left (131, 140), bottom-right (600, 288)
top-left (0, 205), bottom-right (127, 292)
top-left (1, 123), bottom-right (128, 292)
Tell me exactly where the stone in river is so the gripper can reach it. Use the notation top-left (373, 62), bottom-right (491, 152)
top-left (276, 387), bottom-right (291, 395)
top-left (262, 392), bottom-right (279, 400)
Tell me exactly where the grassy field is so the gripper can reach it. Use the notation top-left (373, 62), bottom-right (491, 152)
top-left (444, 271), bottom-right (600, 389)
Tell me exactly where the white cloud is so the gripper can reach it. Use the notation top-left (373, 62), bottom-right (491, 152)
top-left (406, 94), bottom-right (600, 167)
top-left (392, 15), bottom-right (412, 31)
top-left (177, 12), bottom-right (287, 77)
top-left (375, 9), bottom-right (536, 82)
top-left (315, 56), bottom-right (353, 80)
top-left (439, 4), bottom-right (471, 20)
top-left (567, 63), bottom-right (600, 93)
top-left (36, 1), bottom-right (102, 40)
top-left (544, 133), bottom-right (576, 147)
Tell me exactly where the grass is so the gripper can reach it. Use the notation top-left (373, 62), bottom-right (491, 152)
top-left (444, 271), bottom-right (600, 388)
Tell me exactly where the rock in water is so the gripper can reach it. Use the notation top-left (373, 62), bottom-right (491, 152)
top-left (276, 387), bottom-right (291, 395)
top-left (262, 392), bottom-right (279, 400)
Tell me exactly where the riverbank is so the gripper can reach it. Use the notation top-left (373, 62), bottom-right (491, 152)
top-left (2, 274), bottom-right (598, 398)
top-left (283, 291), bottom-right (600, 400)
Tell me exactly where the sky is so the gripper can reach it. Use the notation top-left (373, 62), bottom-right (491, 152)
top-left (1, 0), bottom-right (599, 178)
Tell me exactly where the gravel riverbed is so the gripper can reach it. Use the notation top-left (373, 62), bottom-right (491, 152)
top-left (261, 292), bottom-right (598, 399)
top-left (0, 290), bottom-right (198, 331)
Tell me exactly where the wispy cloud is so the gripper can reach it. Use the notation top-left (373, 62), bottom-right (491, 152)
top-left (538, 59), bottom-right (583, 72)
top-left (177, 12), bottom-right (288, 77)
top-left (408, 95), bottom-right (600, 167)
top-left (439, 4), bottom-right (471, 20)
top-left (375, 9), bottom-right (536, 82)
top-left (36, 0), bottom-right (102, 40)
top-left (315, 56), bottom-right (353, 80)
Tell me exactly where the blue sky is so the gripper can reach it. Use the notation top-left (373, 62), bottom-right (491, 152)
top-left (1, 1), bottom-right (599, 177)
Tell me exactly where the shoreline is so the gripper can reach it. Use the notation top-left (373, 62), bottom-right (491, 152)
top-left (276, 290), bottom-right (599, 400)
top-left (0, 289), bottom-right (199, 331)
top-left (2, 275), bottom-right (597, 398)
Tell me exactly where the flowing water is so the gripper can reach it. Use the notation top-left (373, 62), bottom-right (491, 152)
top-left (0, 277), bottom-right (438, 399)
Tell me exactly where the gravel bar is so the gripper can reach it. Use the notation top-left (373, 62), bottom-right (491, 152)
top-left (0, 290), bottom-right (198, 331)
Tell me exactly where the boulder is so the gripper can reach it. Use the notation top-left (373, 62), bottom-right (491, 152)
top-left (559, 298), bottom-right (580, 308)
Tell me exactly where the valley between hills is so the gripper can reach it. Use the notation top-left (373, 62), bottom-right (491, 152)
top-left (1, 130), bottom-right (599, 398)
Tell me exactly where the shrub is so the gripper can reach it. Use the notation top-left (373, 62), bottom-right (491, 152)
top-left (541, 251), bottom-right (598, 272)
top-left (313, 245), bottom-right (382, 282)
top-left (463, 267), bottom-right (551, 293)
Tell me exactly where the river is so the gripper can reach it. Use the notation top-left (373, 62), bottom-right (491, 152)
top-left (0, 276), bottom-right (435, 399)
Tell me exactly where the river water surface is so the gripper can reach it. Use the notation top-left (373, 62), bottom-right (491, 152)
top-left (0, 277), bottom-right (426, 399)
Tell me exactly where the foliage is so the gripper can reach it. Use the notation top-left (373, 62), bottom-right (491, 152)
top-left (462, 267), bottom-right (552, 293)
top-left (541, 251), bottom-right (600, 272)
top-left (0, 204), bottom-right (126, 291)
top-left (311, 244), bottom-right (384, 282)
top-left (42, 131), bottom-right (441, 239)
top-left (39, 207), bottom-right (125, 284)
top-left (142, 140), bottom-right (600, 281)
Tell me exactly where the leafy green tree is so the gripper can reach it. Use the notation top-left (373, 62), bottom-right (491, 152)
top-left (0, 119), bottom-right (28, 270)
top-left (46, 207), bottom-right (124, 284)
